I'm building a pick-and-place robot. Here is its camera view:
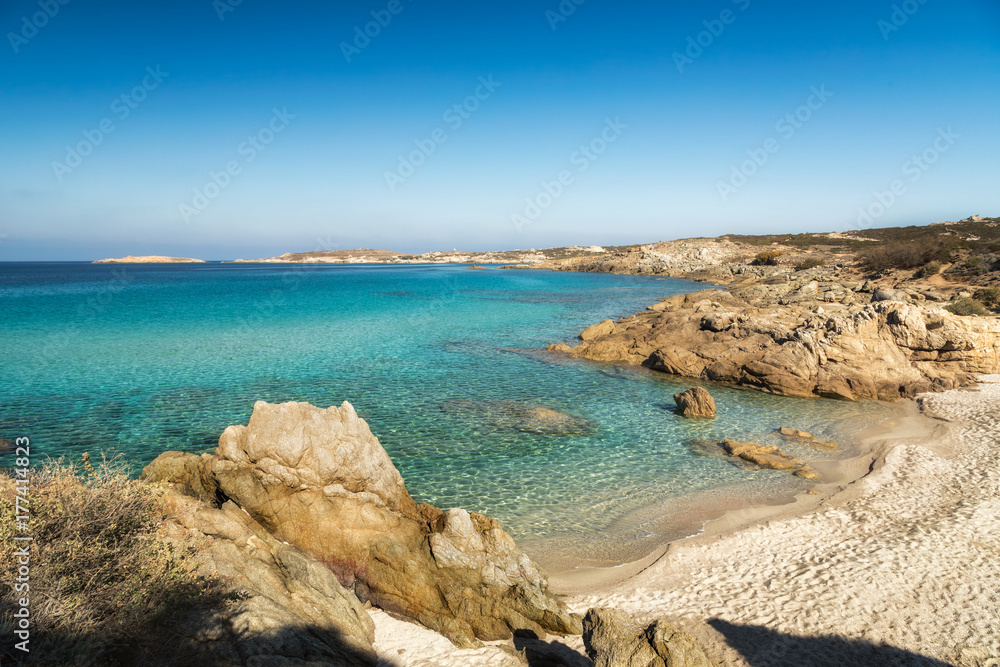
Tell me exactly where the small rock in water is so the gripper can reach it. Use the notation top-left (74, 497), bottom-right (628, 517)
top-left (673, 387), bottom-right (717, 418)
top-left (721, 438), bottom-right (818, 479)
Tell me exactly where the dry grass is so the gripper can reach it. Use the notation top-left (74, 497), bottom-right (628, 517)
top-left (0, 454), bottom-right (223, 666)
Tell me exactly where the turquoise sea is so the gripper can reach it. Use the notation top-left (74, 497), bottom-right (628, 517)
top-left (0, 262), bottom-right (890, 559)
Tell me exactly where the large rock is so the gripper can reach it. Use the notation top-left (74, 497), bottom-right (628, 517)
top-left (149, 401), bottom-right (582, 648)
top-left (582, 607), bottom-right (710, 667)
top-left (673, 387), bottom-right (717, 418)
top-left (554, 290), bottom-right (1000, 401)
top-left (148, 491), bottom-right (378, 666)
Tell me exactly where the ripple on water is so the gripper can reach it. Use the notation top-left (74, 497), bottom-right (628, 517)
top-left (0, 263), bottom-right (892, 545)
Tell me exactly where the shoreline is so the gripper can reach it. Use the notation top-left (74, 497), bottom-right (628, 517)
top-left (372, 376), bottom-right (999, 665)
top-left (538, 394), bottom-right (932, 596)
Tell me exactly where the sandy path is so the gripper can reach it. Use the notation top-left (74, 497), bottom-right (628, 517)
top-left (373, 378), bottom-right (1000, 666)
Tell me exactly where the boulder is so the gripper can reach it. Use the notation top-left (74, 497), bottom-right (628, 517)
top-left (150, 491), bottom-right (379, 667)
top-left (721, 439), bottom-right (818, 479)
top-left (142, 450), bottom-right (218, 504)
top-left (673, 387), bottom-right (717, 418)
top-left (165, 400), bottom-right (584, 648)
top-left (582, 607), bottom-right (710, 667)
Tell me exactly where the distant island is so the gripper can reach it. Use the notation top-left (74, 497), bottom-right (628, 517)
top-left (93, 256), bottom-right (207, 264)
top-left (225, 245), bottom-right (608, 265)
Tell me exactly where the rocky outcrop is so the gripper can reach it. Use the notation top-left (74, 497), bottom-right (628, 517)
top-left (673, 387), bottom-right (717, 418)
top-left (550, 289), bottom-right (1000, 401)
top-left (582, 607), bottom-right (710, 667)
top-left (152, 492), bottom-right (378, 667)
top-left (580, 319), bottom-right (616, 341)
top-left (721, 439), bottom-right (818, 479)
top-left (144, 400), bottom-right (581, 649)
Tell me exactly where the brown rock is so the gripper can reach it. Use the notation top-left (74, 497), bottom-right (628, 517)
top-left (148, 484), bottom-right (378, 666)
top-left (721, 439), bottom-right (818, 479)
top-left (207, 400), bottom-right (582, 647)
top-left (579, 319), bottom-right (616, 341)
top-left (559, 293), bottom-right (1000, 401)
top-left (582, 607), bottom-right (710, 667)
top-left (673, 387), bottom-right (717, 418)
top-left (141, 450), bottom-right (218, 504)
top-left (777, 427), bottom-right (838, 450)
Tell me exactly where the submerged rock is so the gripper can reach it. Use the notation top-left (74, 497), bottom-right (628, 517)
top-left (720, 439), bottom-right (818, 479)
top-left (582, 607), bottom-right (710, 667)
top-left (441, 400), bottom-right (594, 436)
top-left (673, 387), bottom-right (717, 418)
top-left (146, 400), bottom-right (582, 649)
top-left (778, 426), bottom-right (838, 450)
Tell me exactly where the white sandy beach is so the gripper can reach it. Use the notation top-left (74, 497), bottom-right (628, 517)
top-left (370, 377), bottom-right (1000, 666)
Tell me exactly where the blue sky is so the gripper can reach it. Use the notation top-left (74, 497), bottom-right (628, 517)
top-left (1, 0), bottom-right (998, 260)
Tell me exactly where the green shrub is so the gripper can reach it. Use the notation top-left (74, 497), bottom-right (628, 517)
top-left (973, 287), bottom-right (1000, 310)
top-left (0, 455), bottom-right (223, 665)
top-left (913, 261), bottom-right (943, 279)
top-left (794, 257), bottom-right (825, 271)
top-left (751, 250), bottom-right (783, 266)
top-left (859, 239), bottom-right (955, 272)
top-left (945, 299), bottom-right (989, 316)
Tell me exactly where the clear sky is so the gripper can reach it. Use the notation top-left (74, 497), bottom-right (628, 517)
top-left (1, 0), bottom-right (998, 260)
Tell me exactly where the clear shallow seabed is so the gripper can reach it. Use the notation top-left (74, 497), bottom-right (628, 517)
top-left (0, 263), bottom-right (890, 553)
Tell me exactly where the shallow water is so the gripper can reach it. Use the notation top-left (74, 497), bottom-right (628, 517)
top-left (0, 262), bottom-right (891, 544)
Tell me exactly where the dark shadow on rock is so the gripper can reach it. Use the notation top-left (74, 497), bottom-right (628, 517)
top-left (1, 596), bottom-right (387, 667)
top-left (513, 633), bottom-right (592, 667)
top-left (708, 618), bottom-right (952, 667)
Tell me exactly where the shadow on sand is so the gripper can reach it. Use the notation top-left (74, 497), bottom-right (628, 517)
top-left (708, 618), bottom-right (952, 667)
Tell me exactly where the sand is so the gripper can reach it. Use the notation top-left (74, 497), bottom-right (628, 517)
top-left (371, 377), bottom-right (1000, 666)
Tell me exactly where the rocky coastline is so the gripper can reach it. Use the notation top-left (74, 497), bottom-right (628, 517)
top-left (536, 223), bottom-right (1000, 401)
top-left (140, 400), bottom-right (590, 664)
